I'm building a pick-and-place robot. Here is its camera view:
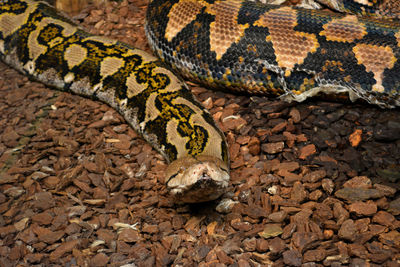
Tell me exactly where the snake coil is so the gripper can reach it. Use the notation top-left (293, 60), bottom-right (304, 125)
top-left (1, 0), bottom-right (399, 202)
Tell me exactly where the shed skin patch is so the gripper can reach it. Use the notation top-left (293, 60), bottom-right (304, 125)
top-left (353, 0), bottom-right (373, 6)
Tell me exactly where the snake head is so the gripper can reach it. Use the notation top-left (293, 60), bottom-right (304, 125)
top-left (165, 156), bottom-right (230, 203)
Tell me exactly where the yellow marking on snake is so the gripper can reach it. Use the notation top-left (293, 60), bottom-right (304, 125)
top-left (100, 56), bottom-right (124, 77)
top-left (65, 44), bottom-right (87, 68)
top-left (126, 70), bottom-right (148, 98)
top-left (64, 72), bottom-right (74, 83)
top-left (144, 92), bottom-right (160, 124)
top-left (0, 1), bottom-right (38, 37)
top-left (84, 35), bottom-right (117, 44)
top-left (395, 31), bottom-right (400, 47)
top-left (27, 27), bottom-right (47, 59)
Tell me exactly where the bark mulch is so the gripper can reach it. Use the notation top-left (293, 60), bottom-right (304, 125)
top-left (0, 0), bottom-right (399, 266)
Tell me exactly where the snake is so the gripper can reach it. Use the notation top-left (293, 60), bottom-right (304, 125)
top-left (0, 0), bottom-right (399, 203)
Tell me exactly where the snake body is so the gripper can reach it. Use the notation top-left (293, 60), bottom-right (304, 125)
top-left (146, 0), bottom-right (400, 108)
top-left (0, 0), bottom-right (229, 203)
top-left (0, 0), bottom-right (399, 202)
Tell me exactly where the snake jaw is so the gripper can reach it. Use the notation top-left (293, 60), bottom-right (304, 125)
top-left (166, 156), bottom-right (230, 203)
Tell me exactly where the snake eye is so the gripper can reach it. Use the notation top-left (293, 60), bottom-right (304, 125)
top-left (166, 173), bottom-right (178, 185)
top-left (220, 167), bottom-right (229, 173)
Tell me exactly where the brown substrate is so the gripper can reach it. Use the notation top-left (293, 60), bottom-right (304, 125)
top-left (0, 0), bottom-right (399, 266)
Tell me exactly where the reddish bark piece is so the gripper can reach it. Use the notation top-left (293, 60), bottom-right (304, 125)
top-left (343, 176), bottom-right (372, 189)
top-left (262, 142), bottom-right (285, 154)
top-left (299, 144), bottom-right (316, 160)
top-left (349, 129), bottom-right (362, 147)
top-left (118, 229), bottom-right (141, 243)
top-left (289, 108), bottom-right (301, 123)
top-left (49, 239), bottom-right (80, 261)
top-left (348, 201), bottom-right (378, 216)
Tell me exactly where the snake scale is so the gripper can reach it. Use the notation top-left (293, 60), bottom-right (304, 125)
top-left (0, 0), bottom-right (399, 203)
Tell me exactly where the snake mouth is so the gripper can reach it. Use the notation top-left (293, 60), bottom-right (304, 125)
top-left (171, 175), bottom-right (227, 203)
top-left (165, 156), bottom-right (230, 203)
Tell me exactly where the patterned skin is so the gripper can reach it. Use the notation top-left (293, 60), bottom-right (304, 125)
top-left (0, 0), bottom-right (229, 203)
top-left (0, 0), bottom-right (399, 202)
top-left (318, 0), bottom-right (400, 20)
top-left (146, 0), bottom-right (400, 108)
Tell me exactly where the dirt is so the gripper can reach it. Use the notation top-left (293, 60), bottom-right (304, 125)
top-left (0, 0), bottom-right (399, 266)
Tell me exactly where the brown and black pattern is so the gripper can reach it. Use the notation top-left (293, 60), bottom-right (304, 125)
top-left (146, 0), bottom-right (400, 108)
top-left (318, 0), bottom-right (400, 20)
top-left (1, 0), bottom-right (400, 203)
